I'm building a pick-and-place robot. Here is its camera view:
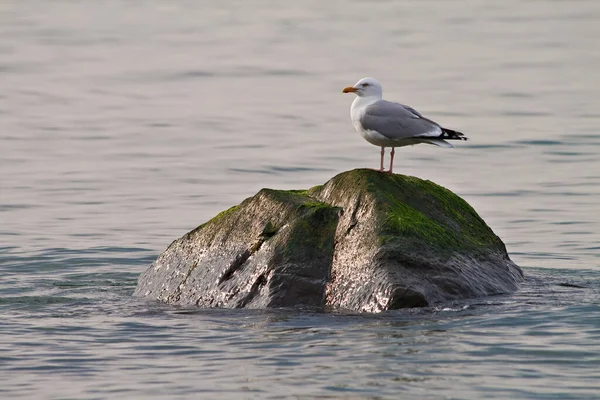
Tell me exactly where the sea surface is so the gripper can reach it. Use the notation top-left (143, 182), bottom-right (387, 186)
top-left (1, 1), bottom-right (599, 399)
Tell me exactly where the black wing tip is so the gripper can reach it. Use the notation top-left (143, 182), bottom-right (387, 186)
top-left (441, 128), bottom-right (468, 141)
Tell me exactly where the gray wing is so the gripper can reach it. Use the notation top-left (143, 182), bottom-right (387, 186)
top-left (359, 100), bottom-right (442, 139)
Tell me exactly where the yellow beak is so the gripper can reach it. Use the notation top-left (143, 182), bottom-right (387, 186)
top-left (342, 86), bottom-right (358, 93)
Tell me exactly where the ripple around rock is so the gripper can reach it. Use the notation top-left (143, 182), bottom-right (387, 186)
top-left (134, 169), bottom-right (524, 312)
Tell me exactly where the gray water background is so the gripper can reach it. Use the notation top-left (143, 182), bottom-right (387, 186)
top-left (1, 1), bottom-right (599, 399)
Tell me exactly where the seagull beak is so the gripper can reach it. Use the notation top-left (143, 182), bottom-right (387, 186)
top-left (342, 86), bottom-right (358, 93)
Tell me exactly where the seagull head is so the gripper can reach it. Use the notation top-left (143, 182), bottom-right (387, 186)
top-left (342, 77), bottom-right (383, 98)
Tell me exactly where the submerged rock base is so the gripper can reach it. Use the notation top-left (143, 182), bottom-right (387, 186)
top-left (134, 169), bottom-right (523, 312)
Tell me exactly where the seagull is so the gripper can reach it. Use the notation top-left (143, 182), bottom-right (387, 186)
top-left (342, 77), bottom-right (468, 173)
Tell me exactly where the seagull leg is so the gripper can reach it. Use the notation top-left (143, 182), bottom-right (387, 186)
top-left (388, 147), bottom-right (395, 174)
top-left (380, 147), bottom-right (385, 172)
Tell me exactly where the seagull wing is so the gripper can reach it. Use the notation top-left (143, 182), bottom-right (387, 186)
top-left (360, 100), bottom-right (443, 140)
top-left (359, 100), bottom-right (443, 140)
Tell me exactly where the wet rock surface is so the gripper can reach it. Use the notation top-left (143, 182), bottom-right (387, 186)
top-left (134, 169), bottom-right (523, 312)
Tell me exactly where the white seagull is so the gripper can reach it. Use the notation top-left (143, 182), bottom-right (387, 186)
top-left (342, 77), bottom-right (468, 173)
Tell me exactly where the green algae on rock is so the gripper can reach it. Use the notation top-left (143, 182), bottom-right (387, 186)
top-left (134, 169), bottom-right (523, 312)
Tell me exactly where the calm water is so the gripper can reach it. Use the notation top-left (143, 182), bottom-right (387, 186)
top-left (1, 1), bottom-right (599, 399)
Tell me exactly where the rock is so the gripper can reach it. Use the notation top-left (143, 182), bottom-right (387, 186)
top-left (134, 169), bottom-right (523, 312)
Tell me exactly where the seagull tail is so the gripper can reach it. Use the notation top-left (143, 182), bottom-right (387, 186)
top-left (421, 139), bottom-right (454, 148)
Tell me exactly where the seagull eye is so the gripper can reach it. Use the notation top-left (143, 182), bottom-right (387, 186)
top-left (362, 83), bottom-right (369, 87)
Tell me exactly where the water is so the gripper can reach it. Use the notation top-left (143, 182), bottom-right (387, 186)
top-left (1, 1), bottom-right (599, 398)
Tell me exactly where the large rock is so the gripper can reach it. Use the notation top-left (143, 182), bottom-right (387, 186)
top-left (134, 169), bottom-right (523, 312)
